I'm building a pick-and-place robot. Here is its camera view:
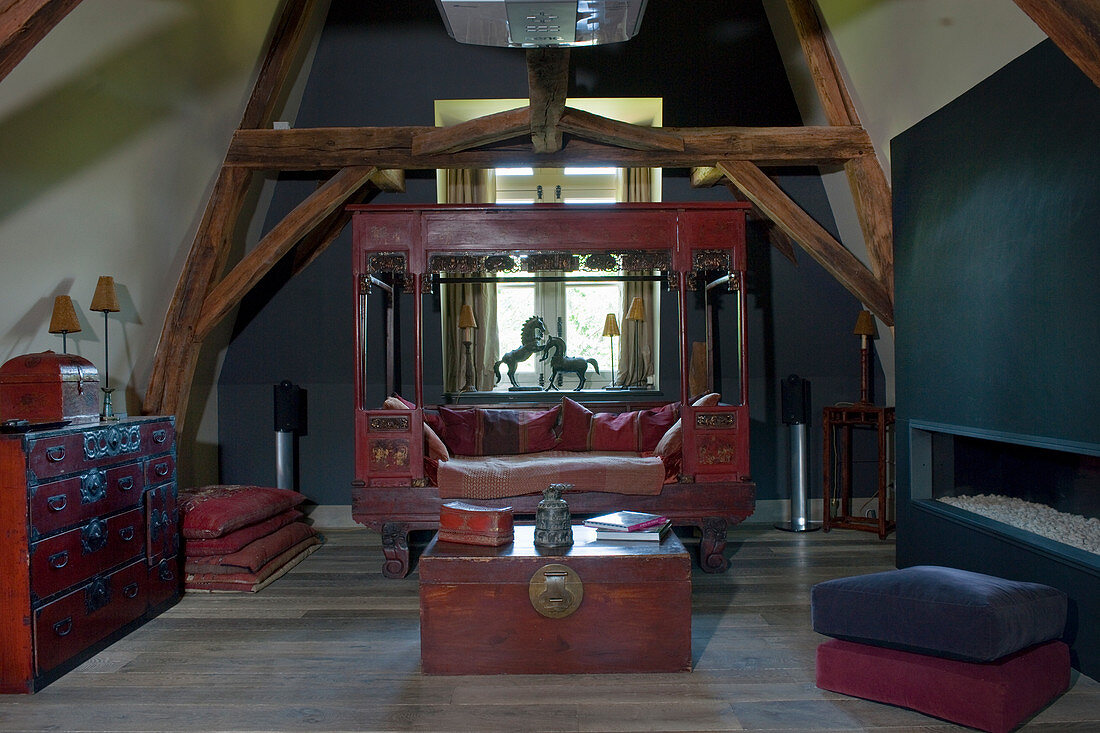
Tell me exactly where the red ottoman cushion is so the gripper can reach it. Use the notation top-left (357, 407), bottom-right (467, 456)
top-left (816, 638), bottom-right (1070, 733)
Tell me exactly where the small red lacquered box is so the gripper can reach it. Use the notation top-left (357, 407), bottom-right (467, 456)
top-left (0, 351), bottom-right (100, 424)
top-left (438, 501), bottom-right (514, 546)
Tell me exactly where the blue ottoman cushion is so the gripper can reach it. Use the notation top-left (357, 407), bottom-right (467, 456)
top-left (811, 565), bottom-right (1067, 662)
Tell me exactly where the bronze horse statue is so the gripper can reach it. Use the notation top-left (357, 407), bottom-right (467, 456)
top-left (540, 335), bottom-right (600, 391)
top-left (493, 315), bottom-right (548, 389)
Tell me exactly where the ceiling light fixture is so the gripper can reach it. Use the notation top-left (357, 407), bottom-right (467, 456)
top-left (435, 0), bottom-right (648, 48)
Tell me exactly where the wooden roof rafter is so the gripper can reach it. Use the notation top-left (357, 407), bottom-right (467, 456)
top-left (1014, 0), bottom-right (1100, 90)
top-left (0, 0), bottom-right (82, 83)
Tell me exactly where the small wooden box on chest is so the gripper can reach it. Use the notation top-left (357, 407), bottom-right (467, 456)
top-left (419, 525), bottom-right (692, 675)
top-left (0, 351), bottom-right (99, 424)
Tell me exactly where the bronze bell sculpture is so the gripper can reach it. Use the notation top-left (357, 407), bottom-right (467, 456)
top-left (533, 483), bottom-right (573, 549)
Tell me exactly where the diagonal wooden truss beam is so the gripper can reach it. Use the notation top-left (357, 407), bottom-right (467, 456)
top-left (194, 166), bottom-right (378, 340)
top-left (527, 48), bottom-right (569, 153)
top-left (411, 106), bottom-right (531, 156)
top-left (557, 107), bottom-right (684, 151)
top-left (289, 169), bottom-right (402, 276)
top-left (718, 160), bottom-right (893, 325)
top-left (143, 0), bottom-right (324, 422)
top-left (786, 0), bottom-right (894, 300)
top-left (1014, 0), bottom-right (1100, 90)
top-left (0, 0), bottom-right (82, 83)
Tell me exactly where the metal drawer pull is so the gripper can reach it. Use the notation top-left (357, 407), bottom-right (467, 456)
top-left (118, 476), bottom-right (134, 491)
top-left (152, 429), bottom-right (167, 444)
top-left (81, 518), bottom-right (108, 554)
top-left (153, 462), bottom-right (170, 477)
top-left (47, 494), bottom-right (68, 511)
top-left (45, 446), bottom-right (66, 462)
top-left (123, 582), bottom-right (139, 599)
top-left (49, 550), bottom-right (69, 569)
top-left (119, 526), bottom-right (135, 542)
top-left (53, 617), bottom-right (73, 637)
top-left (158, 564), bottom-right (175, 582)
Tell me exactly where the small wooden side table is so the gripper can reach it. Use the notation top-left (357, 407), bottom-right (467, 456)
top-left (822, 404), bottom-right (895, 539)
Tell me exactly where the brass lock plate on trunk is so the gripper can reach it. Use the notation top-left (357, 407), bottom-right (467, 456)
top-left (529, 563), bottom-right (583, 618)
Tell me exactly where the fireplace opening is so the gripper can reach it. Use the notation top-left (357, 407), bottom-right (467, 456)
top-left (917, 425), bottom-right (1099, 557)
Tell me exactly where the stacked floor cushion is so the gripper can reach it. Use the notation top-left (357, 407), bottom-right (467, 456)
top-left (180, 485), bottom-right (322, 592)
top-left (811, 565), bottom-right (1070, 733)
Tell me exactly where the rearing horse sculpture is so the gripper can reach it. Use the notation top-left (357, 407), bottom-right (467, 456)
top-left (540, 335), bottom-right (600, 391)
top-left (493, 315), bottom-right (547, 389)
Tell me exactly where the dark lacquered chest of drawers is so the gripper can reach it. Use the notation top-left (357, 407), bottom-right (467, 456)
top-left (1, 417), bottom-right (180, 693)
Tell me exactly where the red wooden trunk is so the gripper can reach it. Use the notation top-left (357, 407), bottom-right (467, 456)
top-left (419, 525), bottom-right (692, 675)
top-left (0, 351), bottom-right (99, 424)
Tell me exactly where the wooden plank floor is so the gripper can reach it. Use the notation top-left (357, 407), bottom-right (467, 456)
top-left (2, 525), bottom-right (1097, 731)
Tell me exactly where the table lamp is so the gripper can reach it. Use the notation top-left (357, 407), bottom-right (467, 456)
top-left (458, 303), bottom-right (478, 392)
top-left (625, 296), bottom-right (646, 389)
top-left (602, 313), bottom-right (620, 388)
top-left (853, 310), bottom-right (877, 404)
top-left (48, 295), bottom-right (81, 354)
top-left (90, 276), bottom-right (120, 421)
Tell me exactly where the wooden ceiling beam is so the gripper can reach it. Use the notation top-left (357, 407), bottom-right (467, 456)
top-left (557, 107), bottom-right (684, 152)
top-left (290, 167), bottom-right (404, 276)
top-left (690, 166), bottom-right (725, 188)
top-left (786, 0), bottom-right (894, 300)
top-left (722, 181), bottom-right (798, 266)
top-left (527, 48), bottom-right (569, 153)
top-left (227, 124), bottom-right (873, 169)
top-left (368, 168), bottom-right (406, 193)
top-left (718, 160), bottom-right (893, 326)
top-left (411, 106), bottom-right (531, 156)
top-left (291, 183), bottom-right (380, 278)
top-left (0, 0), bottom-right (82, 83)
top-left (194, 166), bottom-right (377, 341)
top-left (1014, 0), bottom-right (1100, 90)
top-left (143, 0), bottom-right (324, 423)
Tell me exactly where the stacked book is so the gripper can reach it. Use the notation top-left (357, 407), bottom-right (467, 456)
top-left (584, 511), bottom-right (671, 542)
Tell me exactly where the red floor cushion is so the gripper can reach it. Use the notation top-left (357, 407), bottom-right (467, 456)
top-left (816, 638), bottom-right (1070, 733)
top-left (184, 536), bottom-right (322, 593)
top-left (184, 508), bottom-right (303, 557)
top-left (185, 521), bottom-right (318, 574)
top-left (180, 485), bottom-right (306, 539)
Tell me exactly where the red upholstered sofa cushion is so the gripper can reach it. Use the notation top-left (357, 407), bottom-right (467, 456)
top-left (180, 485), bottom-right (306, 539)
top-left (560, 397), bottom-right (679, 452)
top-left (436, 405), bottom-right (561, 456)
top-left (184, 508), bottom-right (303, 557)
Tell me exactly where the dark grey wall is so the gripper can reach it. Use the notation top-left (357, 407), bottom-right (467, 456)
top-left (218, 1), bottom-right (868, 512)
top-left (893, 40), bottom-right (1100, 676)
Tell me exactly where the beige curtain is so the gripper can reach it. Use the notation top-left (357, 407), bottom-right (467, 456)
top-left (441, 169), bottom-right (499, 392)
top-left (617, 168), bottom-right (656, 387)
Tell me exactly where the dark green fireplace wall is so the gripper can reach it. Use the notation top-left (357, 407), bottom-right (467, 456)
top-left (893, 40), bottom-right (1100, 444)
top-left (893, 40), bottom-right (1100, 675)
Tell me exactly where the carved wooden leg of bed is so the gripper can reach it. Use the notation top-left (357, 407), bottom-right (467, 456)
top-left (381, 521), bottom-right (411, 579)
top-left (699, 517), bottom-right (730, 573)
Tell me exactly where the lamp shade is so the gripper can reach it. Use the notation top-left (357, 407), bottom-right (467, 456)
top-left (90, 276), bottom-right (120, 313)
top-left (48, 296), bottom-right (81, 334)
top-left (602, 313), bottom-right (620, 337)
top-left (626, 296), bottom-right (646, 322)
top-left (458, 303), bottom-right (477, 329)
top-left (853, 310), bottom-right (876, 337)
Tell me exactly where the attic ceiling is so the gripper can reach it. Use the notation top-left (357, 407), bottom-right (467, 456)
top-left (2, 0), bottom-right (1098, 428)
